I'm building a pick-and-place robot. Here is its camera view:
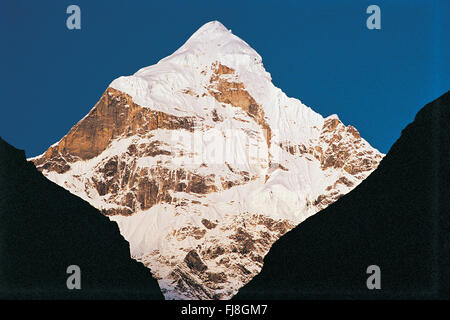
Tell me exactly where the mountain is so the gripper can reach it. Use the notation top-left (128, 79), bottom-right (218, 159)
top-left (0, 138), bottom-right (163, 299)
top-left (234, 91), bottom-right (450, 299)
top-left (30, 21), bottom-right (383, 299)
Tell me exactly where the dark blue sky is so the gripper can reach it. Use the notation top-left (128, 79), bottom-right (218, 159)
top-left (1, 0), bottom-right (448, 157)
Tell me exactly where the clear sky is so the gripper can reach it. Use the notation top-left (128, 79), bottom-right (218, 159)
top-left (1, 0), bottom-right (448, 156)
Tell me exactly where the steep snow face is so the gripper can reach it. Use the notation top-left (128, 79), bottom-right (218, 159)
top-left (109, 21), bottom-right (323, 148)
top-left (109, 21), bottom-right (267, 115)
top-left (32, 21), bottom-right (383, 299)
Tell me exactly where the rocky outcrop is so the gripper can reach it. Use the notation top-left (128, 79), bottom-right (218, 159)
top-left (142, 213), bottom-right (295, 299)
top-left (32, 88), bottom-right (237, 215)
top-left (185, 250), bottom-right (208, 272)
top-left (282, 116), bottom-right (381, 176)
top-left (208, 62), bottom-right (272, 150)
top-left (280, 116), bottom-right (382, 210)
top-left (33, 87), bottom-right (196, 169)
top-left (98, 164), bottom-right (219, 216)
top-left (317, 118), bottom-right (381, 175)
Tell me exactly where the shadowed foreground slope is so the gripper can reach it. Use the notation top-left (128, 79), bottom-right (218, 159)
top-left (0, 138), bottom-right (163, 299)
top-left (235, 91), bottom-right (450, 299)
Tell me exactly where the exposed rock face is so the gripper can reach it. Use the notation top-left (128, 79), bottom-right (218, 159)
top-left (208, 62), bottom-right (272, 150)
top-left (279, 115), bottom-right (382, 210)
top-left (34, 87), bottom-right (195, 169)
top-left (317, 118), bottom-right (380, 175)
top-left (34, 88), bottom-right (225, 216)
top-left (30, 21), bottom-right (383, 299)
top-left (185, 250), bottom-right (208, 272)
top-left (141, 213), bottom-right (294, 299)
top-left (282, 117), bottom-right (381, 176)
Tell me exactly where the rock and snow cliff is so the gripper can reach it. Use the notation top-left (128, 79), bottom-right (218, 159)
top-left (31, 21), bottom-right (383, 299)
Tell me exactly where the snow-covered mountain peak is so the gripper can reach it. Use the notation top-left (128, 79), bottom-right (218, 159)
top-left (32, 21), bottom-right (383, 300)
top-left (326, 114), bottom-right (340, 120)
top-left (108, 20), bottom-right (272, 118)
top-left (185, 20), bottom-right (231, 42)
top-left (160, 20), bottom-right (262, 68)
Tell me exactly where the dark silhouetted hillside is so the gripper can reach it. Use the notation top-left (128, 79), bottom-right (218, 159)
top-left (235, 91), bottom-right (450, 299)
top-left (0, 138), bottom-right (164, 299)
